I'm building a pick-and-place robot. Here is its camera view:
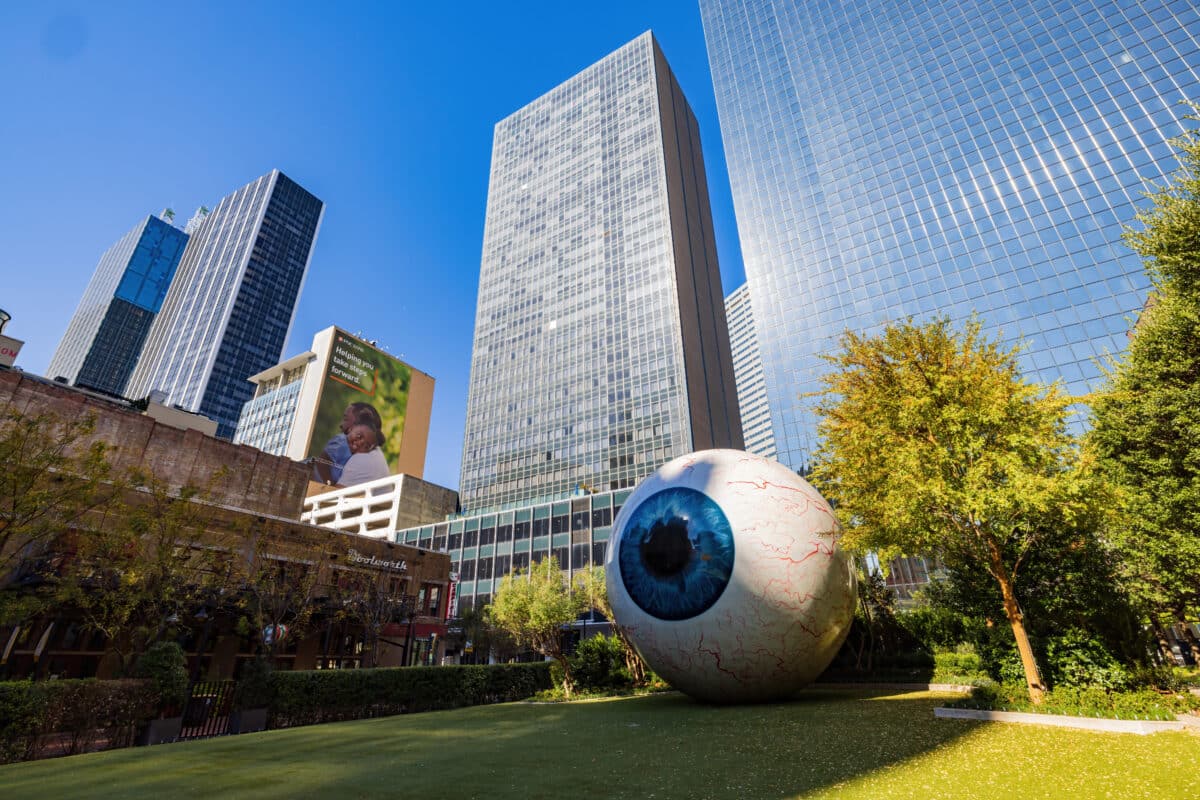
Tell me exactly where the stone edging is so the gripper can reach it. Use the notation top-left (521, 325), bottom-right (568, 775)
top-left (934, 706), bottom-right (1189, 735)
top-left (818, 682), bottom-right (974, 693)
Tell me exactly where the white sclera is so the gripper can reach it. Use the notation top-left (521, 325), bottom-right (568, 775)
top-left (605, 449), bottom-right (857, 703)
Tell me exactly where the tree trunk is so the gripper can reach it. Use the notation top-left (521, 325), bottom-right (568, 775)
top-left (613, 626), bottom-right (645, 683)
top-left (1150, 619), bottom-right (1174, 665)
top-left (986, 540), bottom-right (1045, 704)
top-left (556, 654), bottom-right (575, 698)
top-left (1178, 622), bottom-right (1200, 665)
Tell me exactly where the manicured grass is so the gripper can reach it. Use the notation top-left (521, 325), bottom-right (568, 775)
top-left (1, 689), bottom-right (1197, 799)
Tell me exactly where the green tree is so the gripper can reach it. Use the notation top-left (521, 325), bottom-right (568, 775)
top-left (811, 317), bottom-right (1101, 703)
top-left (573, 566), bottom-right (645, 683)
top-left (334, 567), bottom-right (413, 669)
top-left (0, 409), bottom-right (119, 604)
top-left (237, 525), bottom-right (330, 660)
top-left (57, 471), bottom-right (240, 673)
top-left (1089, 104), bottom-right (1200, 658)
top-left (487, 557), bottom-right (587, 697)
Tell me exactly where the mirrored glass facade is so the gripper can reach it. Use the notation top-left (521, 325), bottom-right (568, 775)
top-left (126, 171), bottom-right (324, 438)
top-left (460, 32), bottom-right (742, 513)
top-left (48, 214), bottom-right (187, 396)
top-left (701, 0), bottom-right (1200, 470)
top-left (724, 283), bottom-right (776, 459)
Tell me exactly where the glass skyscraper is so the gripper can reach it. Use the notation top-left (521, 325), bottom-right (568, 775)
top-left (48, 212), bottom-right (188, 396)
top-left (126, 170), bottom-right (324, 438)
top-left (460, 32), bottom-right (742, 513)
top-left (725, 282), bottom-right (777, 459)
top-left (701, 0), bottom-right (1200, 471)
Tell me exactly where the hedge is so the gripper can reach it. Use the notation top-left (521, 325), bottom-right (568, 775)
top-left (0, 679), bottom-right (158, 763)
top-left (268, 663), bottom-right (553, 728)
top-left (950, 682), bottom-right (1200, 721)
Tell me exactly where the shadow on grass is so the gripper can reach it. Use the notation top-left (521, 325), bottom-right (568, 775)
top-left (0, 688), bottom-right (979, 800)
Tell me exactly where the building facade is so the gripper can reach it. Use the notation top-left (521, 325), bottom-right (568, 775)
top-left (0, 370), bottom-right (451, 680)
top-left (47, 212), bottom-right (188, 396)
top-left (724, 282), bottom-right (776, 459)
top-left (395, 487), bottom-right (633, 614)
top-left (701, 0), bottom-right (1200, 471)
top-left (232, 326), bottom-right (436, 486)
top-left (460, 32), bottom-right (742, 513)
top-left (126, 171), bottom-right (324, 439)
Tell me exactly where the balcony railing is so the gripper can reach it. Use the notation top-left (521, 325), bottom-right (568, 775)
top-left (301, 475), bottom-right (403, 538)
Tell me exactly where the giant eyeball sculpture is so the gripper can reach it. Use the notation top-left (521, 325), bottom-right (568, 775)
top-left (605, 449), bottom-right (856, 703)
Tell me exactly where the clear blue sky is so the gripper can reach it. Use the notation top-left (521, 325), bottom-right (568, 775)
top-left (0, 2), bottom-right (746, 490)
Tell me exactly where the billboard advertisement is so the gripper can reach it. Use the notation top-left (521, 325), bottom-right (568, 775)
top-left (309, 331), bottom-right (412, 487)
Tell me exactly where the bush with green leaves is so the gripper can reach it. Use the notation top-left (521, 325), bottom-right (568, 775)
top-left (235, 657), bottom-right (275, 710)
top-left (952, 681), bottom-right (1200, 721)
top-left (134, 641), bottom-right (189, 714)
top-left (898, 605), bottom-right (972, 651)
top-left (269, 663), bottom-right (551, 728)
top-left (0, 679), bottom-right (158, 763)
top-left (569, 634), bottom-right (631, 691)
top-left (932, 650), bottom-right (987, 683)
top-left (1043, 629), bottom-right (1133, 690)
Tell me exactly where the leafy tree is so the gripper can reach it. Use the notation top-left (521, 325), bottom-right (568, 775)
top-left (487, 557), bottom-right (587, 697)
top-left (573, 566), bottom-right (645, 683)
top-left (1089, 103), bottom-right (1200, 658)
top-left (446, 603), bottom-right (516, 665)
top-left (57, 470), bottom-right (240, 673)
top-left (334, 567), bottom-right (414, 668)
top-left (0, 409), bottom-right (119, 624)
top-left (237, 523), bottom-right (330, 660)
top-left (811, 317), bottom-right (1101, 703)
top-left (837, 565), bottom-right (926, 675)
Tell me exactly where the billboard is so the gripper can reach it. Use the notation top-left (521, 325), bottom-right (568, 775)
top-left (308, 331), bottom-right (412, 487)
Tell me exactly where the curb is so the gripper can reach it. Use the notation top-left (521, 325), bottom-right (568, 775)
top-left (818, 682), bottom-right (974, 693)
top-left (934, 706), bottom-right (1187, 735)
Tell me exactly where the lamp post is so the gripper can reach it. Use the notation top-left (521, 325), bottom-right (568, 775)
top-left (398, 594), bottom-right (418, 667)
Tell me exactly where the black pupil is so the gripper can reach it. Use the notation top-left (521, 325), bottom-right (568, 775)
top-left (640, 515), bottom-right (694, 577)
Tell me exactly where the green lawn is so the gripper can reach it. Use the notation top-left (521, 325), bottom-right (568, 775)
top-left (2, 689), bottom-right (1197, 799)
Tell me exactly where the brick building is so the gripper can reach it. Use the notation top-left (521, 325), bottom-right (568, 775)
top-left (0, 369), bottom-right (451, 680)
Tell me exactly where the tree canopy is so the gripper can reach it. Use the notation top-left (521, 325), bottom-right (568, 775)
top-left (487, 556), bottom-right (587, 696)
top-left (811, 317), bottom-right (1101, 702)
top-left (1089, 103), bottom-right (1200, 639)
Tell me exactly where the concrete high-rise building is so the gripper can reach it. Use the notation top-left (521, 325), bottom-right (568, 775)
top-left (701, 0), bottom-right (1200, 471)
top-left (459, 32), bottom-right (742, 513)
top-left (47, 212), bottom-right (188, 396)
top-left (126, 170), bottom-right (324, 438)
top-left (233, 325), bottom-right (435, 483)
top-left (724, 283), bottom-right (776, 460)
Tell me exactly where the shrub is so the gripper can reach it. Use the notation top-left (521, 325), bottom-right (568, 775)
top-left (570, 635), bottom-right (630, 691)
top-left (951, 681), bottom-right (1200, 721)
top-left (268, 663), bottom-right (551, 728)
top-left (235, 657), bottom-right (275, 710)
top-left (899, 605), bottom-right (971, 651)
top-left (0, 679), bottom-right (158, 763)
top-left (932, 650), bottom-right (987, 683)
top-left (1043, 629), bottom-right (1132, 690)
top-left (134, 642), bottom-right (189, 714)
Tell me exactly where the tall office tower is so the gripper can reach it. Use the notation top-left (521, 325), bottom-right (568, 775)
top-left (126, 170), bottom-right (324, 438)
top-left (460, 32), bottom-right (742, 513)
top-left (47, 212), bottom-right (188, 396)
top-left (725, 283), bottom-right (776, 459)
top-left (701, 0), bottom-right (1200, 471)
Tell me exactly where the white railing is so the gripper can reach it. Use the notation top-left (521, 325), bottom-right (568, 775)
top-left (302, 474), bottom-right (403, 538)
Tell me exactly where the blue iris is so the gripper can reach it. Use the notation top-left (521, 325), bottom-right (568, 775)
top-left (617, 487), bottom-right (735, 620)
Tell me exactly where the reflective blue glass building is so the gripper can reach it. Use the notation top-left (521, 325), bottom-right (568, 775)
top-left (48, 212), bottom-right (188, 396)
top-left (126, 170), bottom-right (324, 438)
top-left (701, 0), bottom-right (1200, 470)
